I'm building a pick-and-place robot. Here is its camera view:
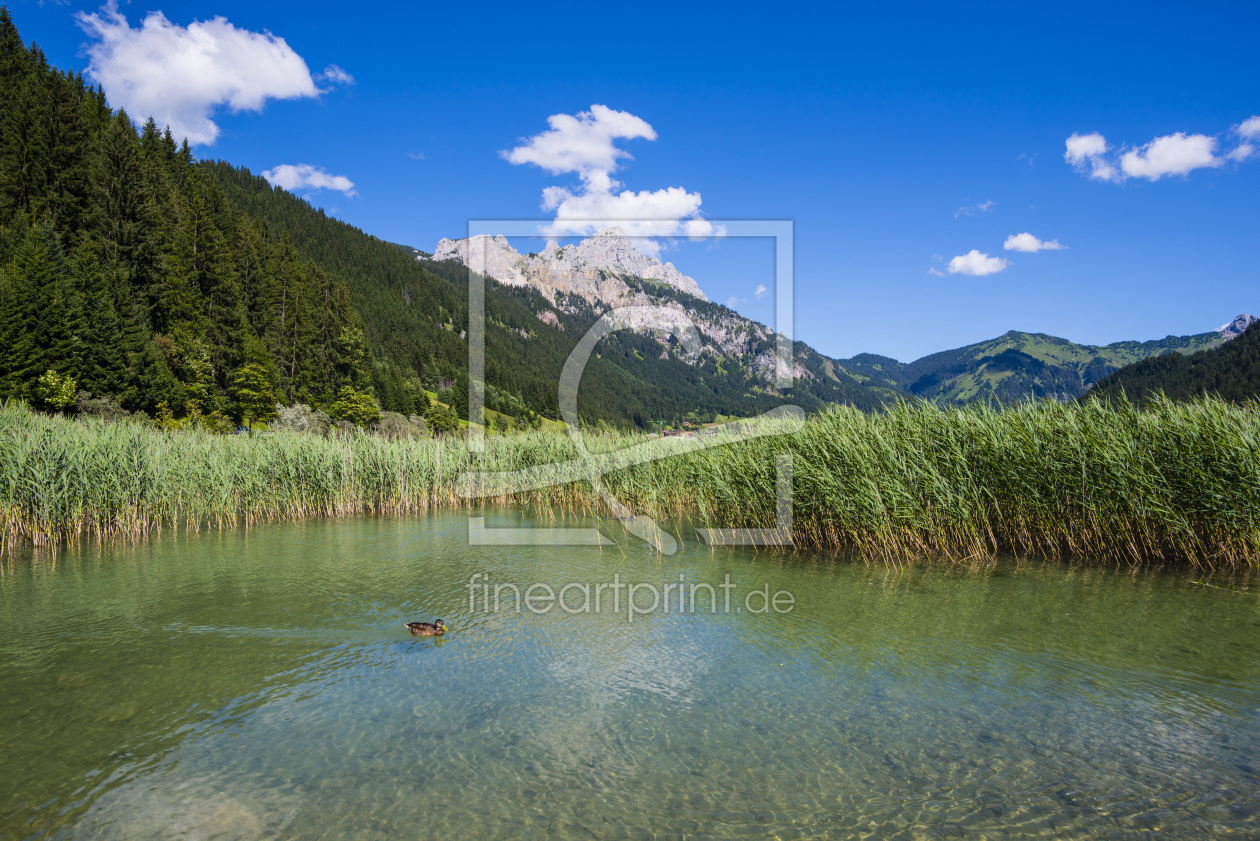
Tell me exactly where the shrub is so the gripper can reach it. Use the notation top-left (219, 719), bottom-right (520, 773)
top-left (328, 386), bottom-right (381, 428)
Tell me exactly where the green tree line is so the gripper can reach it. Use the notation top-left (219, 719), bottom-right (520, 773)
top-left (0, 8), bottom-right (372, 421)
top-left (1085, 322), bottom-right (1260, 406)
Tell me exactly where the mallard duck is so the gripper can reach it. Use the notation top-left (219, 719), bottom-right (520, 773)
top-left (403, 618), bottom-right (445, 636)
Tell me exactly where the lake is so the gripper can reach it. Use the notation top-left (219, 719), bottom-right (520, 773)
top-left (2, 510), bottom-right (1258, 839)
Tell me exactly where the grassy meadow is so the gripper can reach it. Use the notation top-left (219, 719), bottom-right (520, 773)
top-left (1, 397), bottom-right (1257, 568)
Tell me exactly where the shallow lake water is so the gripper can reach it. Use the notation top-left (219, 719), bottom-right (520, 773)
top-left (2, 510), bottom-right (1259, 840)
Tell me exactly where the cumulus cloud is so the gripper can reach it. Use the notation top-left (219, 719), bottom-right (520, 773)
top-left (754, 284), bottom-right (768, 301)
top-left (954, 199), bottom-right (994, 218)
top-left (77, 3), bottom-right (322, 145)
top-left (262, 164), bottom-right (356, 196)
top-left (503, 104), bottom-right (654, 192)
top-left (1065, 131), bottom-right (1107, 162)
top-left (1120, 133), bottom-right (1221, 180)
top-left (948, 250), bottom-right (1009, 276)
top-left (1065, 119), bottom-right (1259, 183)
top-left (926, 267), bottom-right (945, 277)
top-left (503, 104), bottom-right (723, 249)
top-left (1003, 232), bottom-right (1066, 253)
top-left (1064, 132), bottom-right (1119, 182)
top-left (726, 296), bottom-right (746, 308)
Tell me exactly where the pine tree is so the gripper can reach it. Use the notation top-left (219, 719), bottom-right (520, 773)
top-left (126, 336), bottom-right (184, 415)
top-left (0, 252), bottom-right (37, 397)
top-left (73, 240), bottom-right (127, 397)
top-left (4, 224), bottom-right (78, 391)
top-left (43, 69), bottom-right (94, 235)
top-left (95, 111), bottom-right (146, 272)
top-left (0, 52), bottom-right (49, 223)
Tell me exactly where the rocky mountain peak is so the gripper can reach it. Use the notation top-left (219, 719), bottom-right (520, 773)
top-left (424, 227), bottom-right (811, 385)
top-left (1217, 313), bottom-right (1257, 339)
top-left (432, 228), bottom-right (707, 303)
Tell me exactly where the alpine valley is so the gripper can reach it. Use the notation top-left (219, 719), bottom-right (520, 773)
top-left (0, 7), bottom-right (1251, 431)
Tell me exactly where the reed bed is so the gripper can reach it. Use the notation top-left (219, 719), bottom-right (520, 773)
top-left (1, 396), bottom-right (1257, 568)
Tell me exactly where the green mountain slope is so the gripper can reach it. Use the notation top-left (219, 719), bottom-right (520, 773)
top-left (836, 328), bottom-right (1227, 405)
top-left (1084, 321), bottom-right (1260, 404)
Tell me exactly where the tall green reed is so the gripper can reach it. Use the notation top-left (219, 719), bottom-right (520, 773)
top-left (1, 396), bottom-right (1256, 567)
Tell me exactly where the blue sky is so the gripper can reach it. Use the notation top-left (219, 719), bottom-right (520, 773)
top-left (12, 0), bottom-right (1259, 361)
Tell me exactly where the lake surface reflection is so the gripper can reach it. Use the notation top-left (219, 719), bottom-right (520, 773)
top-left (2, 510), bottom-right (1258, 839)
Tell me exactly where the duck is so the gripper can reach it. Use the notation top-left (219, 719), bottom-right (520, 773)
top-left (403, 618), bottom-right (445, 636)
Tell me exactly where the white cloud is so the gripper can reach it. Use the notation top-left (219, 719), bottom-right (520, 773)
top-left (948, 250), bottom-right (1009, 276)
top-left (1003, 232), bottom-right (1066, 253)
top-left (1236, 115), bottom-right (1260, 140)
top-left (262, 164), bottom-right (356, 196)
top-left (77, 3), bottom-right (321, 145)
top-left (1227, 117), bottom-right (1260, 161)
top-left (682, 217), bottom-right (727, 240)
top-left (503, 104), bottom-right (654, 193)
top-left (1227, 143), bottom-right (1255, 162)
top-left (1064, 131), bottom-right (1107, 163)
top-left (1064, 132), bottom-right (1119, 182)
top-left (318, 64), bottom-right (354, 86)
top-left (955, 199), bottom-right (994, 217)
top-left (725, 296), bottom-right (746, 308)
top-left (542, 186), bottom-right (706, 241)
top-left (754, 284), bottom-right (768, 301)
top-left (407, 151), bottom-right (426, 160)
top-left (1065, 120), bottom-right (1260, 183)
top-left (503, 104), bottom-right (720, 248)
top-left (1120, 132), bottom-right (1221, 180)
top-left (926, 267), bottom-right (945, 277)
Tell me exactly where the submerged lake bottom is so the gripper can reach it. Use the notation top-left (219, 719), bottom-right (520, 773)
top-left (1, 510), bottom-right (1258, 840)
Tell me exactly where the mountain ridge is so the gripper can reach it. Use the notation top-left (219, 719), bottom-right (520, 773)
top-left (432, 228), bottom-right (1249, 408)
top-left (1086, 320), bottom-right (1260, 404)
top-left (432, 227), bottom-right (707, 301)
top-left (836, 324), bottom-right (1242, 405)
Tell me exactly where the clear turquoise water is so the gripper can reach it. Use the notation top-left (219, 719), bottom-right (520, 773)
top-left (2, 510), bottom-right (1258, 839)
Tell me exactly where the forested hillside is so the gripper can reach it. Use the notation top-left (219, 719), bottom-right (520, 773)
top-left (1084, 321), bottom-right (1260, 405)
top-left (0, 9), bottom-right (373, 421)
top-left (0, 7), bottom-right (885, 429)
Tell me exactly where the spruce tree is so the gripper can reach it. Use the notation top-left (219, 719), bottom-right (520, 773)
top-left (73, 242), bottom-right (127, 397)
top-left (0, 252), bottom-right (37, 397)
top-left (43, 69), bottom-right (94, 235)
